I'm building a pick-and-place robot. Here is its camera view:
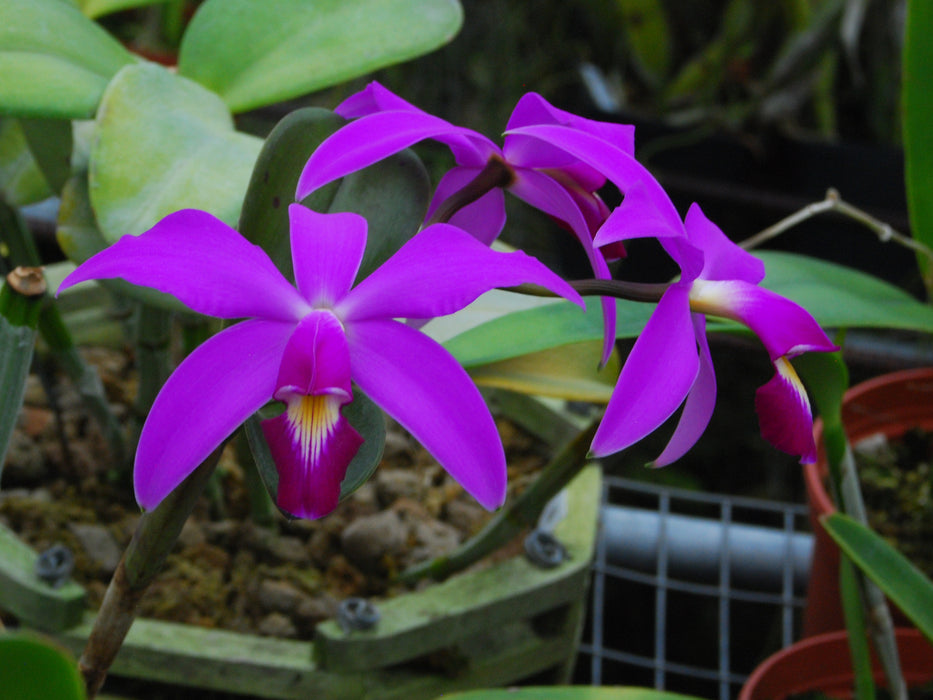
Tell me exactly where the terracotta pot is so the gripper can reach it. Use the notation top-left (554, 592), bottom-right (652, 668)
top-left (739, 628), bottom-right (933, 700)
top-left (803, 367), bottom-right (933, 637)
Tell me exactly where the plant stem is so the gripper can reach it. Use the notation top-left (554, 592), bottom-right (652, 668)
top-left (132, 304), bottom-right (172, 431)
top-left (739, 188), bottom-right (933, 272)
top-left (78, 446), bottom-right (223, 698)
top-left (397, 421), bottom-right (597, 583)
top-left (424, 155), bottom-right (515, 226)
top-left (834, 444), bottom-right (908, 700)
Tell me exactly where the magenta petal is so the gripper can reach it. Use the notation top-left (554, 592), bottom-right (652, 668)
top-left (685, 204), bottom-right (764, 284)
top-left (348, 319), bottom-right (506, 509)
top-left (507, 124), bottom-right (683, 236)
top-left (506, 92), bottom-right (635, 157)
top-left (335, 81), bottom-right (421, 118)
top-left (755, 357), bottom-right (817, 463)
top-left (652, 314), bottom-right (717, 466)
top-left (509, 169), bottom-right (616, 364)
top-left (59, 210), bottom-right (309, 322)
top-left (274, 310), bottom-right (352, 397)
top-left (338, 223), bottom-right (584, 322)
top-left (288, 205), bottom-right (366, 306)
top-left (262, 309), bottom-right (361, 519)
top-left (134, 319), bottom-right (295, 509)
top-left (690, 280), bottom-right (837, 361)
top-left (425, 166), bottom-right (507, 246)
top-left (262, 401), bottom-right (363, 520)
top-left (591, 285), bottom-right (699, 457)
top-left (296, 111), bottom-right (497, 199)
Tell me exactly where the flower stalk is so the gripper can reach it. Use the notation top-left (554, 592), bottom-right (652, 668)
top-left (78, 446), bottom-right (223, 699)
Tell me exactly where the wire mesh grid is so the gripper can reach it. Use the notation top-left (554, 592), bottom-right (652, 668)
top-left (574, 475), bottom-right (813, 700)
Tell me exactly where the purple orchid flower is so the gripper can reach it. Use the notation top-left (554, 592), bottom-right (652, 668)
top-left (589, 203), bottom-right (837, 465)
top-left (295, 82), bottom-right (638, 364)
top-left (57, 204), bottom-right (584, 519)
top-left (500, 122), bottom-right (836, 463)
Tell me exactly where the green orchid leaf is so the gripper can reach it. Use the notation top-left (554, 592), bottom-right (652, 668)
top-left (0, 0), bottom-right (134, 119)
top-left (822, 512), bottom-right (933, 642)
top-left (178, 0), bottom-right (463, 113)
top-left (903, 0), bottom-right (933, 289)
top-left (793, 350), bottom-right (848, 466)
top-left (0, 632), bottom-right (86, 700)
top-left (239, 107), bottom-right (429, 284)
top-left (0, 119), bottom-right (51, 205)
top-left (244, 390), bottom-right (385, 518)
top-left (56, 173), bottom-right (187, 312)
top-left (90, 62), bottom-right (263, 243)
top-left (444, 298), bottom-right (651, 369)
top-left (757, 251), bottom-right (933, 333)
top-left (69, 0), bottom-right (169, 19)
top-left (440, 687), bottom-right (701, 700)
top-left (20, 118), bottom-right (74, 194)
top-left (468, 340), bottom-right (620, 403)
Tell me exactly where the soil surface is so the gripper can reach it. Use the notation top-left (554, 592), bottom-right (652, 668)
top-left (0, 346), bottom-right (551, 643)
top-left (854, 427), bottom-right (933, 579)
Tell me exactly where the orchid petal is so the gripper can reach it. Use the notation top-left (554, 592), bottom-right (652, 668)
top-left (261, 311), bottom-right (362, 519)
top-left (296, 111), bottom-right (496, 199)
top-left (134, 319), bottom-right (294, 509)
top-left (338, 223), bottom-right (584, 322)
top-left (59, 209), bottom-right (309, 322)
top-left (690, 280), bottom-right (837, 360)
top-left (652, 314), bottom-right (717, 466)
top-left (756, 357), bottom-right (818, 463)
top-left (506, 92), bottom-right (635, 156)
top-left (288, 205), bottom-right (366, 307)
top-left (509, 168), bottom-right (616, 364)
top-left (335, 80), bottom-right (422, 118)
top-left (262, 405), bottom-right (363, 519)
top-left (506, 124), bottom-right (683, 236)
top-left (425, 166), bottom-right (507, 246)
top-left (348, 319), bottom-right (506, 509)
top-left (685, 203), bottom-right (764, 283)
top-left (591, 285), bottom-right (699, 457)
top-left (273, 311), bottom-right (353, 398)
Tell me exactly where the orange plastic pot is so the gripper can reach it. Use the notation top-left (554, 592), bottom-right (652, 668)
top-left (739, 628), bottom-right (933, 700)
top-left (803, 367), bottom-right (933, 637)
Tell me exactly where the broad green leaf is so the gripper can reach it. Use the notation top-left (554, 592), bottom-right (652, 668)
top-left (244, 390), bottom-right (386, 518)
top-left (822, 512), bottom-right (933, 642)
top-left (90, 62), bottom-right (262, 242)
top-left (757, 251), bottom-right (933, 333)
top-left (0, 633), bottom-right (86, 700)
top-left (177, 0), bottom-right (463, 112)
top-left (441, 688), bottom-right (700, 700)
top-left (903, 0), bottom-right (933, 290)
top-left (0, 0), bottom-right (134, 118)
top-left (20, 118), bottom-right (74, 194)
top-left (469, 340), bottom-right (620, 403)
top-left (69, 0), bottom-right (169, 19)
top-left (0, 119), bottom-right (50, 205)
top-left (444, 298), bottom-right (652, 369)
top-left (239, 107), bottom-right (429, 283)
